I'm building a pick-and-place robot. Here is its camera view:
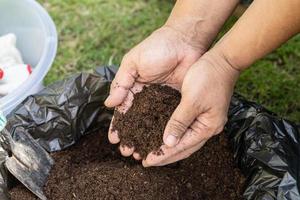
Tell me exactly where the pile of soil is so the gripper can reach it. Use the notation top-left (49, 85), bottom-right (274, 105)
top-left (9, 84), bottom-right (245, 200)
top-left (10, 131), bottom-right (245, 200)
top-left (112, 84), bottom-right (181, 158)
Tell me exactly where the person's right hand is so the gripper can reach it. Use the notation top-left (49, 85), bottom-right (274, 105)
top-left (104, 25), bottom-right (206, 158)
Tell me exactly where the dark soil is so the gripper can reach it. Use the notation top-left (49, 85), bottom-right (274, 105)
top-left (9, 131), bottom-right (245, 200)
top-left (9, 84), bottom-right (245, 200)
top-left (112, 84), bottom-right (181, 159)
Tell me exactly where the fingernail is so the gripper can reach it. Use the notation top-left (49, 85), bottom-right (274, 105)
top-left (104, 95), bottom-right (111, 106)
top-left (143, 159), bottom-right (154, 168)
top-left (165, 134), bottom-right (178, 147)
top-left (143, 161), bottom-right (149, 168)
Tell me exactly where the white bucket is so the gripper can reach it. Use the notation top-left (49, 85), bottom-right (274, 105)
top-left (0, 0), bottom-right (57, 116)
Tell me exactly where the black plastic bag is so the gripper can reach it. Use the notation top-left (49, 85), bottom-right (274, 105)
top-left (6, 66), bottom-right (116, 152)
top-left (0, 66), bottom-right (299, 200)
top-left (226, 94), bottom-right (300, 200)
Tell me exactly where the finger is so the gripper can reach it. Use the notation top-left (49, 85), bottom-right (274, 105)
top-left (193, 114), bottom-right (226, 139)
top-left (144, 112), bottom-right (226, 167)
top-left (133, 152), bottom-right (142, 160)
top-left (115, 82), bottom-right (144, 114)
top-left (108, 117), bottom-right (120, 144)
top-left (142, 146), bottom-right (168, 167)
top-left (153, 140), bottom-right (207, 166)
top-left (104, 58), bottom-right (138, 108)
top-left (119, 145), bottom-right (135, 157)
top-left (163, 100), bottom-right (197, 147)
top-left (143, 127), bottom-right (207, 167)
top-left (109, 83), bottom-right (145, 145)
top-left (159, 121), bottom-right (221, 166)
top-left (115, 92), bottom-right (134, 114)
top-left (131, 82), bottom-right (144, 94)
top-left (108, 130), bottom-right (120, 144)
top-left (109, 82), bottom-right (145, 145)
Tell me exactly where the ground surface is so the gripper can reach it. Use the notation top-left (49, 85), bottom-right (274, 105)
top-left (10, 130), bottom-right (245, 200)
top-left (39, 0), bottom-right (300, 121)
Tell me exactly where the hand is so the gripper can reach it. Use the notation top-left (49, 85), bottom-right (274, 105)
top-left (143, 50), bottom-right (240, 167)
top-left (105, 25), bottom-right (205, 159)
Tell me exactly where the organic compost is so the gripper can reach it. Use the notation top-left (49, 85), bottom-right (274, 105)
top-left (10, 85), bottom-right (245, 200)
top-left (112, 84), bottom-right (181, 159)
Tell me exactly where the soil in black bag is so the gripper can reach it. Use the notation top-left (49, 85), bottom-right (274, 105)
top-left (9, 85), bottom-right (245, 200)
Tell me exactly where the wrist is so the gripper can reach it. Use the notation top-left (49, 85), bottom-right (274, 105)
top-left (200, 49), bottom-right (241, 86)
top-left (165, 0), bottom-right (239, 52)
top-left (164, 17), bottom-right (209, 52)
top-left (212, 42), bottom-right (250, 71)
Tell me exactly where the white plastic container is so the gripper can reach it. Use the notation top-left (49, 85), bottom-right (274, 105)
top-left (0, 0), bottom-right (57, 116)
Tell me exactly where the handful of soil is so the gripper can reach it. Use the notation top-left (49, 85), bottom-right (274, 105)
top-left (112, 84), bottom-right (181, 158)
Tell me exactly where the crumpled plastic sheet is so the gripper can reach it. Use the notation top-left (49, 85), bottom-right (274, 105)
top-left (226, 94), bottom-right (300, 200)
top-left (0, 66), bottom-right (298, 200)
top-left (6, 66), bottom-right (116, 152)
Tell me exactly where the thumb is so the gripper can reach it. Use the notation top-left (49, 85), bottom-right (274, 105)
top-left (105, 57), bottom-right (138, 108)
top-left (163, 100), bottom-right (197, 147)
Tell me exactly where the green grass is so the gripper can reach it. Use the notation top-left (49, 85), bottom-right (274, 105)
top-left (40, 0), bottom-right (300, 121)
top-left (40, 0), bottom-right (172, 83)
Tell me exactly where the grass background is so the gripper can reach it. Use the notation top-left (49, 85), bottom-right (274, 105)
top-left (39, 0), bottom-right (300, 121)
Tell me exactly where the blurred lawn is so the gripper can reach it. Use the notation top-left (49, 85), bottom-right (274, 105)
top-left (39, 0), bottom-right (300, 121)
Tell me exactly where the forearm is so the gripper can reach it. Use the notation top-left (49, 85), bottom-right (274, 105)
top-left (165, 0), bottom-right (239, 51)
top-left (213, 0), bottom-right (300, 70)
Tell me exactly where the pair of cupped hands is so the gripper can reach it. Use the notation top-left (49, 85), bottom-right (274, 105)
top-left (105, 26), bottom-right (240, 167)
